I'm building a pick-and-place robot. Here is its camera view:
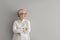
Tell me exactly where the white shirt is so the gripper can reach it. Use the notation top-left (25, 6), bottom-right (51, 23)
top-left (13, 18), bottom-right (31, 35)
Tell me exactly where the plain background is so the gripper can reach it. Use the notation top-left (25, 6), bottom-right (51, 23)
top-left (0, 0), bottom-right (60, 40)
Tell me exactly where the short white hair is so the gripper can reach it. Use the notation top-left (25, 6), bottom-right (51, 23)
top-left (17, 9), bottom-right (27, 17)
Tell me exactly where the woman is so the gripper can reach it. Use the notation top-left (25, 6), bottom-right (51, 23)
top-left (12, 9), bottom-right (31, 40)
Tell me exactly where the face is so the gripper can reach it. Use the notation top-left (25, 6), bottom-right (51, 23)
top-left (18, 10), bottom-right (26, 20)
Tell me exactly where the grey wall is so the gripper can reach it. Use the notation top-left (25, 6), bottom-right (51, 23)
top-left (0, 0), bottom-right (60, 40)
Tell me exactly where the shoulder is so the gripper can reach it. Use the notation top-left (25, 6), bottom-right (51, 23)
top-left (25, 19), bottom-right (30, 22)
top-left (25, 19), bottom-right (31, 23)
top-left (13, 19), bottom-right (19, 24)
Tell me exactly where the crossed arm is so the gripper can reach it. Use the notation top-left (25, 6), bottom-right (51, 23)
top-left (13, 21), bottom-right (31, 34)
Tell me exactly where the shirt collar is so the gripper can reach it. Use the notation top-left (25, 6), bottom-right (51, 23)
top-left (18, 18), bottom-right (25, 23)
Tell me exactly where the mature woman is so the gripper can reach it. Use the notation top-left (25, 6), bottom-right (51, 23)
top-left (12, 9), bottom-right (31, 40)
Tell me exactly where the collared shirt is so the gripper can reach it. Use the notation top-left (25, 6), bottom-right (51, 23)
top-left (18, 18), bottom-right (25, 23)
top-left (13, 18), bottom-right (31, 35)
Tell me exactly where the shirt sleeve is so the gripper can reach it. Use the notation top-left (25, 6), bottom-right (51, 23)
top-left (26, 20), bottom-right (31, 33)
top-left (13, 21), bottom-right (22, 33)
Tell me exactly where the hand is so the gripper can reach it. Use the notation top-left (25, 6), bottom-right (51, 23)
top-left (25, 27), bottom-right (27, 31)
top-left (17, 33), bottom-right (20, 35)
top-left (23, 27), bottom-right (27, 32)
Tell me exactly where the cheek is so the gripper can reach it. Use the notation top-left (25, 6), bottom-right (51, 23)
top-left (22, 15), bottom-right (25, 17)
top-left (23, 15), bottom-right (25, 17)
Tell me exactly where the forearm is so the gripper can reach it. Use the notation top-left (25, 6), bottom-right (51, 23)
top-left (22, 27), bottom-right (31, 33)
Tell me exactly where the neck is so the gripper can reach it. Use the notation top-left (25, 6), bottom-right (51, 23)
top-left (20, 19), bottom-right (23, 21)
